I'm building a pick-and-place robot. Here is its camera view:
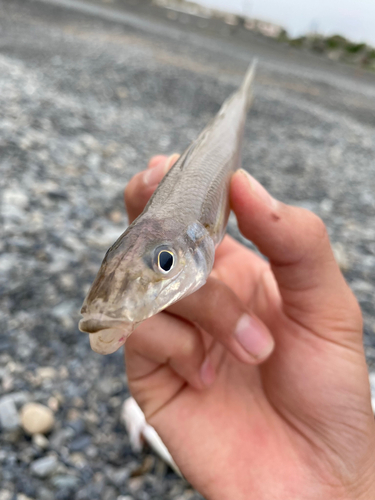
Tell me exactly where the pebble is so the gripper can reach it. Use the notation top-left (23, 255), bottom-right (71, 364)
top-left (55, 488), bottom-right (74, 500)
top-left (103, 487), bottom-right (117, 500)
top-left (0, 492), bottom-right (12, 500)
top-left (2, 373), bottom-right (14, 392)
top-left (36, 488), bottom-right (54, 500)
top-left (332, 242), bottom-right (350, 271)
top-left (106, 466), bottom-right (130, 487)
top-left (30, 456), bottom-right (58, 478)
top-left (50, 474), bottom-right (81, 489)
top-left (97, 377), bottom-right (124, 397)
top-left (127, 477), bottom-right (144, 493)
top-left (69, 434), bottom-right (92, 452)
top-left (5, 392), bottom-right (29, 407)
top-left (32, 433), bottom-right (50, 450)
top-left (36, 367), bottom-right (57, 380)
top-left (20, 403), bottom-right (55, 435)
top-left (47, 396), bottom-right (60, 412)
top-left (50, 428), bottom-right (75, 449)
top-left (67, 418), bottom-right (86, 435)
top-left (0, 396), bottom-right (20, 431)
top-left (69, 452), bottom-right (87, 468)
top-left (109, 210), bottom-right (123, 223)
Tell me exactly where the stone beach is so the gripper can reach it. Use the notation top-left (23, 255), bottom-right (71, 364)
top-left (0, 0), bottom-right (375, 498)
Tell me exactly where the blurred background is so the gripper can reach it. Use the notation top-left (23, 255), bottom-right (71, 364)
top-left (0, 0), bottom-right (374, 499)
top-left (197, 0), bottom-right (375, 44)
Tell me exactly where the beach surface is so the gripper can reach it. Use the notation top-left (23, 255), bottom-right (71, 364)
top-left (0, 1), bottom-right (375, 498)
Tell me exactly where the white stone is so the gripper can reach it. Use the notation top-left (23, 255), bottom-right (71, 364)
top-left (369, 372), bottom-right (375, 414)
top-left (332, 242), bottom-right (349, 271)
top-left (20, 403), bottom-right (55, 435)
top-left (36, 367), bottom-right (57, 380)
top-left (32, 433), bottom-right (50, 449)
top-left (0, 491), bottom-right (12, 500)
top-left (17, 494), bottom-right (33, 500)
top-left (3, 189), bottom-right (28, 209)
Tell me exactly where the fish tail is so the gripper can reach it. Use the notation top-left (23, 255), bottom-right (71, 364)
top-left (241, 59), bottom-right (257, 109)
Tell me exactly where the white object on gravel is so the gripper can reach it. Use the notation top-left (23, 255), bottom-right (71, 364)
top-left (20, 403), bottom-right (55, 435)
top-left (122, 397), bottom-right (181, 476)
top-left (369, 372), bottom-right (375, 413)
top-left (122, 374), bottom-right (375, 474)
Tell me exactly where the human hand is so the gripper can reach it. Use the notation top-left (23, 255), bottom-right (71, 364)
top-left (124, 155), bottom-right (375, 500)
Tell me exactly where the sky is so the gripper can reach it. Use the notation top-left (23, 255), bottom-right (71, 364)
top-left (195, 0), bottom-right (375, 46)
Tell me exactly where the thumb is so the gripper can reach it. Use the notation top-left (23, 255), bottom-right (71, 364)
top-left (230, 169), bottom-right (362, 341)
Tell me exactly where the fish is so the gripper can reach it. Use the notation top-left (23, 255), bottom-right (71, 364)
top-left (79, 61), bottom-right (257, 355)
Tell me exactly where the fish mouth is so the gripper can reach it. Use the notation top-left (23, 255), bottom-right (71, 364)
top-left (79, 314), bottom-right (130, 334)
top-left (79, 313), bottom-right (135, 355)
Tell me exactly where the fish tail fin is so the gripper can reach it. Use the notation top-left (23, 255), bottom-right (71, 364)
top-left (241, 59), bottom-right (257, 110)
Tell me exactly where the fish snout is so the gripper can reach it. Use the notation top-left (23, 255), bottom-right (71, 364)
top-left (79, 316), bottom-right (125, 334)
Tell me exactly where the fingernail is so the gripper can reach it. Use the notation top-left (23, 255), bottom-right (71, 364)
top-left (148, 155), bottom-right (167, 169)
top-left (200, 356), bottom-right (216, 387)
top-left (165, 153), bottom-right (180, 169)
top-left (235, 314), bottom-right (274, 360)
top-left (238, 169), bottom-right (277, 208)
top-left (143, 159), bottom-right (169, 187)
top-left (143, 154), bottom-right (179, 187)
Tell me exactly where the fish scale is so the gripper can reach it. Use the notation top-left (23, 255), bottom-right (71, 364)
top-left (79, 61), bottom-right (256, 355)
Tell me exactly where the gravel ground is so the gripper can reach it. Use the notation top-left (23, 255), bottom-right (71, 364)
top-left (0, 0), bottom-right (375, 499)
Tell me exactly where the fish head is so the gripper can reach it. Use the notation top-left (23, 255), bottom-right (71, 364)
top-left (79, 217), bottom-right (214, 353)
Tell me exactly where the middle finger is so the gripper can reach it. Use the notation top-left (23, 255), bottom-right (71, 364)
top-left (167, 276), bottom-right (274, 364)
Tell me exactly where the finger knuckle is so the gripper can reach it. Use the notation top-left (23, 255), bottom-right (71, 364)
top-left (178, 331), bottom-right (201, 359)
top-left (295, 210), bottom-right (329, 259)
top-left (306, 211), bottom-right (328, 243)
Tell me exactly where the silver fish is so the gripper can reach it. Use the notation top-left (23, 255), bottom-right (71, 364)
top-left (79, 61), bottom-right (256, 354)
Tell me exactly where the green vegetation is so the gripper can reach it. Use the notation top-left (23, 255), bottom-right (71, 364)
top-left (278, 32), bottom-right (375, 71)
top-left (325, 35), bottom-right (347, 49)
top-left (345, 42), bottom-right (366, 53)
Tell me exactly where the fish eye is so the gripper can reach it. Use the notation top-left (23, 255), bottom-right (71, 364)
top-left (154, 247), bottom-right (175, 274)
top-left (158, 250), bottom-right (174, 273)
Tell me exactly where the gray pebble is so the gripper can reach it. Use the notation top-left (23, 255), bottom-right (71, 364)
top-left (36, 488), bottom-right (55, 500)
top-left (50, 428), bottom-right (75, 449)
top-left (0, 396), bottom-right (20, 431)
top-left (69, 434), bottom-right (92, 452)
top-left (30, 456), bottom-right (58, 478)
top-left (105, 466), bottom-right (131, 487)
top-left (50, 474), bottom-right (81, 489)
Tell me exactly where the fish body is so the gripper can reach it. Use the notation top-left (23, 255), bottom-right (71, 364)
top-left (79, 62), bottom-right (256, 354)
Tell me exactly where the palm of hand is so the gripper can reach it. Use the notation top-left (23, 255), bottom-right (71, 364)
top-left (126, 235), bottom-right (372, 499)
